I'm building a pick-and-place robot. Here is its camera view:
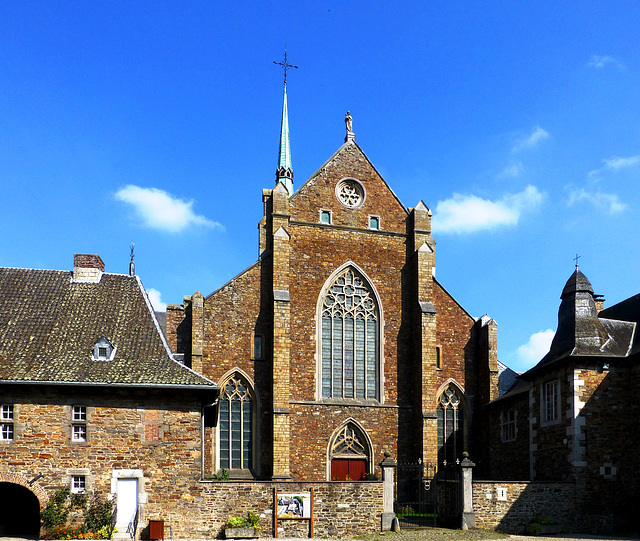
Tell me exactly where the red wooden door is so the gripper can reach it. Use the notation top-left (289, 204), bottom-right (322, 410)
top-left (331, 459), bottom-right (366, 480)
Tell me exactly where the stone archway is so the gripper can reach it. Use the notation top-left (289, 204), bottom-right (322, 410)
top-left (0, 482), bottom-right (41, 538)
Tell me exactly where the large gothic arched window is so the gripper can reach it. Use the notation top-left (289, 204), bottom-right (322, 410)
top-left (219, 374), bottom-right (253, 470)
top-left (437, 383), bottom-right (465, 466)
top-left (320, 267), bottom-right (379, 400)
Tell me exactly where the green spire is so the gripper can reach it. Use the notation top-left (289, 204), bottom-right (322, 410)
top-left (274, 48), bottom-right (297, 196)
top-left (276, 82), bottom-right (293, 195)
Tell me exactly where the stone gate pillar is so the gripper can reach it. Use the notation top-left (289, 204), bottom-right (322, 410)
top-left (381, 451), bottom-right (397, 531)
top-left (460, 452), bottom-right (475, 530)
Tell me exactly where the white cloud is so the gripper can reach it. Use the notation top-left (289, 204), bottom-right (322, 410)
top-left (499, 162), bottom-right (523, 178)
top-left (512, 126), bottom-right (549, 153)
top-left (432, 185), bottom-right (544, 234)
top-left (588, 155), bottom-right (640, 178)
top-left (146, 288), bottom-right (167, 312)
top-left (115, 185), bottom-right (222, 233)
top-left (587, 55), bottom-right (624, 69)
top-left (603, 155), bottom-right (639, 170)
top-left (516, 330), bottom-right (555, 368)
top-left (567, 188), bottom-right (627, 214)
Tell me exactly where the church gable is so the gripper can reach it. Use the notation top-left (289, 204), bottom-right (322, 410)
top-left (290, 142), bottom-right (407, 233)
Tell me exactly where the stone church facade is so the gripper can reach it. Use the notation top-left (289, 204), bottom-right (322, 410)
top-left (166, 114), bottom-right (500, 482)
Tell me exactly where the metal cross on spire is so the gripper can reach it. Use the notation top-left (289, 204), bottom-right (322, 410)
top-left (574, 253), bottom-right (581, 270)
top-left (273, 47), bottom-right (298, 85)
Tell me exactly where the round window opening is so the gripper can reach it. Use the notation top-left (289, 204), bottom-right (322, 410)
top-left (336, 179), bottom-right (365, 209)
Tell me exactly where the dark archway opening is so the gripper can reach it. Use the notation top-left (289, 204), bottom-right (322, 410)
top-left (0, 482), bottom-right (41, 539)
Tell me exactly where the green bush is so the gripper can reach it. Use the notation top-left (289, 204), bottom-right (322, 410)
top-left (42, 488), bottom-right (72, 530)
top-left (41, 489), bottom-right (114, 539)
top-left (84, 495), bottom-right (114, 534)
top-left (224, 512), bottom-right (261, 530)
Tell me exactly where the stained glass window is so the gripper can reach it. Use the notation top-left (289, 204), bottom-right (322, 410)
top-left (321, 267), bottom-right (379, 400)
top-left (219, 375), bottom-right (253, 470)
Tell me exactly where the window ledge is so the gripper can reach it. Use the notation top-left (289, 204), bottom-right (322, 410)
top-left (291, 399), bottom-right (397, 409)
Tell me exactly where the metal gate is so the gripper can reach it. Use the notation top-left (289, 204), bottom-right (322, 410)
top-left (393, 460), bottom-right (438, 528)
top-left (437, 462), bottom-right (462, 528)
top-left (393, 460), bottom-right (462, 528)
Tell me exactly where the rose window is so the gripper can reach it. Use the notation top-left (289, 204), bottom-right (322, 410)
top-left (336, 179), bottom-right (364, 208)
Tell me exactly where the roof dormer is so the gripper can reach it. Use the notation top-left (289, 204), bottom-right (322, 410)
top-left (91, 336), bottom-right (116, 362)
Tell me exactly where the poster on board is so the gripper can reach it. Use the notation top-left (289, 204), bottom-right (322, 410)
top-left (276, 493), bottom-right (311, 518)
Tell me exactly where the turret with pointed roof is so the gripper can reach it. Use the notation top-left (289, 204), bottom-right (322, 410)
top-left (524, 265), bottom-right (636, 376)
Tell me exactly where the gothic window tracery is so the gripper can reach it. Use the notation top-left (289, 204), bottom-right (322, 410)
top-left (336, 179), bottom-right (364, 208)
top-left (436, 384), bottom-right (465, 466)
top-left (320, 267), bottom-right (379, 400)
top-left (329, 423), bottom-right (370, 481)
top-left (219, 374), bottom-right (253, 470)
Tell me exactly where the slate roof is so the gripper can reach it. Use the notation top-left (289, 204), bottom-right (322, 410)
top-left (0, 267), bottom-right (216, 389)
top-left (523, 268), bottom-right (637, 378)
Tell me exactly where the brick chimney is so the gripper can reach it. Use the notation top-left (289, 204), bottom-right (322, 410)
top-left (73, 254), bottom-right (105, 283)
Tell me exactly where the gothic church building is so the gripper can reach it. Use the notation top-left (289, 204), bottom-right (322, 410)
top-left (166, 90), bottom-right (499, 481)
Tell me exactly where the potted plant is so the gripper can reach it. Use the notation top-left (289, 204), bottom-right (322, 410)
top-left (223, 511), bottom-right (261, 539)
top-left (526, 514), bottom-right (561, 535)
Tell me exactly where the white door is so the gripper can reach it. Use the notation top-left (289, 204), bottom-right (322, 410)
top-left (116, 478), bottom-right (138, 534)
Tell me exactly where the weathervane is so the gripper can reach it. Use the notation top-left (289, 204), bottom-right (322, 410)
top-left (129, 242), bottom-right (136, 277)
top-left (573, 253), bottom-right (581, 270)
top-left (273, 46), bottom-right (298, 85)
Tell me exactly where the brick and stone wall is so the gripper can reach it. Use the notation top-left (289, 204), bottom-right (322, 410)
top-left (166, 480), bottom-right (383, 539)
top-left (484, 391), bottom-right (530, 481)
top-left (0, 384), bottom-right (205, 537)
top-left (472, 481), bottom-right (574, 533)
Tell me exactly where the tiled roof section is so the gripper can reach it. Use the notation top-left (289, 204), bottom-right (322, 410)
top-left (0, 268), bottom-right (215, 388)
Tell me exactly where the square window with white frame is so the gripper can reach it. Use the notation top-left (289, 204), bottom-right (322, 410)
top-left (72, 406), bottom-right (87, 421)
top-left (71, 475), bottom-right (86, 493)
top-left (72, 424), bottom-right (87, 442)
top-left (1, 405), bottom-right (14, 441)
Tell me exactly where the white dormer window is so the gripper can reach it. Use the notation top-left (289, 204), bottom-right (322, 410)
top-left (92, 336), bottom-right (116, 361)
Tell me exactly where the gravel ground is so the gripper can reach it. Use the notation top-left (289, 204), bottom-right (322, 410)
top-left (266, 529), bottom-right (638, 541)
top-left (3, 531), bottom-right (637, 541)
top-left (350, 529), bottom-right (638, 541)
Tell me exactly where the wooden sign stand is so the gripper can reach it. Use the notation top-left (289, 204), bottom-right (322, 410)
top-left (273, 487), bottom-right (314, 538)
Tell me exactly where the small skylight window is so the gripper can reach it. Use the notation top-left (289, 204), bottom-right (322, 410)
top-left (92, 336), bottom-right (116, 361)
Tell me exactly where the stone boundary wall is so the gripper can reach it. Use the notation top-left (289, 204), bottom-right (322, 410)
top-left (151, 481), bottom-right (383, 539)
top-left (472, 481), bottom-right (574, 533)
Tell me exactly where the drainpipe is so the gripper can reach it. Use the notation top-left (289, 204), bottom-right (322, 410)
top-left (201, 398), bottom-right (219, 480)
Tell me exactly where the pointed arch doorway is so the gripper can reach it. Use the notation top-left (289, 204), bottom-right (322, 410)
top-left (328, 422), bottom-right (372, 481)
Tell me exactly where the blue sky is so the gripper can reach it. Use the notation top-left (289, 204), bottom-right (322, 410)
top-left (1, 2), bottom-right (639, 373)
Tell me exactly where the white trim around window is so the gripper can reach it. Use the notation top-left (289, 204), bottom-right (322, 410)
top-left (541, 379), bottom-right (561, 426)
